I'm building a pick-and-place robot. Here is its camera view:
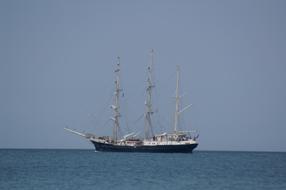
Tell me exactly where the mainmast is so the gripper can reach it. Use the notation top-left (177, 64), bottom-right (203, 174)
top-left (111, 57), bottom-right (122, 142)
top-left (144, 49), bottom-right (155, 139)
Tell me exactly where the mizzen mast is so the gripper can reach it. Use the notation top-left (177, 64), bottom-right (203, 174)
top-left (144, 49), bottom-right (155, 139)
top-left (111, 57), bottom-right (122, 142)
top-left (174, 65), bottom-right (192, 133)
top-left (174, 65), bottom-right (180, 132)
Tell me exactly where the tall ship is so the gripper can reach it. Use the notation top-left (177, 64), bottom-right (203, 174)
top-left (65, 50), bottom-right (199, 153)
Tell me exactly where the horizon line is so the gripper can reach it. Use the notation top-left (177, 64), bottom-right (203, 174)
top-left (0, 148), bottom-right (285, 153)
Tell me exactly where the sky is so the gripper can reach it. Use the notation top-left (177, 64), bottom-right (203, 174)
top-left (0, 0), bottom-right (286, 151)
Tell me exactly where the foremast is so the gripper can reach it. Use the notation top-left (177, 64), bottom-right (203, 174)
top-left (144, 49), bottom-right (155, 139)
top-left (111, 57), bottom-right (122, 142)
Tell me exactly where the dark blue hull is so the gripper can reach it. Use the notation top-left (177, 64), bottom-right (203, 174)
top-left (91, 141), bottom-right (198, 153)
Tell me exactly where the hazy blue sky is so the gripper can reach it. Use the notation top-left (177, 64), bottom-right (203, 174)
top-left (1, 0), bottom-right (285, 151)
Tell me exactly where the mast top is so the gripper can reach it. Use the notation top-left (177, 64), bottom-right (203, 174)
top-left (114, 57), bottom-right (120, 72)
top-left (176, 64), bottom-right (180, 72)
top-left (117, 56), bottom-right (120, 64)
top-left (150, 49), bottom-right (154, 64)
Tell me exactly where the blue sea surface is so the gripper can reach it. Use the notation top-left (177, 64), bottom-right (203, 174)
top-left (0, 149), bottom-right (285, 190)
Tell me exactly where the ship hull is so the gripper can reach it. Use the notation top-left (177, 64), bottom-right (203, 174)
top-left (91, 141), bottom-right (198, 153)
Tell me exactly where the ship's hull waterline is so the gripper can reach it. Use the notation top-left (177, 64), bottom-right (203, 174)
top-left (91, 141), bottom-right (198, 153)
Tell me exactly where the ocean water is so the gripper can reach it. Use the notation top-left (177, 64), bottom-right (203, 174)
top-left (0, 150), bottom-right (285, 190)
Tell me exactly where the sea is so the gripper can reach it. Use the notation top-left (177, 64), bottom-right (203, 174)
top-left (0, 149), bottom-right (285, 190)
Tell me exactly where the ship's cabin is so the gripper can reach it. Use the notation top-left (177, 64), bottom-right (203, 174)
top-left (153, 131), bottom-right (198, 142)
top-left (119, 137), bottom-right (143, 146)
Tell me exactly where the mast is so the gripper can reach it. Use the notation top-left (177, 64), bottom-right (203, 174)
top-left (174, 65), bottom-right (180, 132)
top-left (111, 57), bottom-right (121, 142)
top-left (144, 49), bottom-right (155, 139)
top-left (174, 65), bottom-right (192, 133)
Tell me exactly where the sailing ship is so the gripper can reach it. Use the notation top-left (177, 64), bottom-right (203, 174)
top-left (65, 50), bottom-right (199, 153)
